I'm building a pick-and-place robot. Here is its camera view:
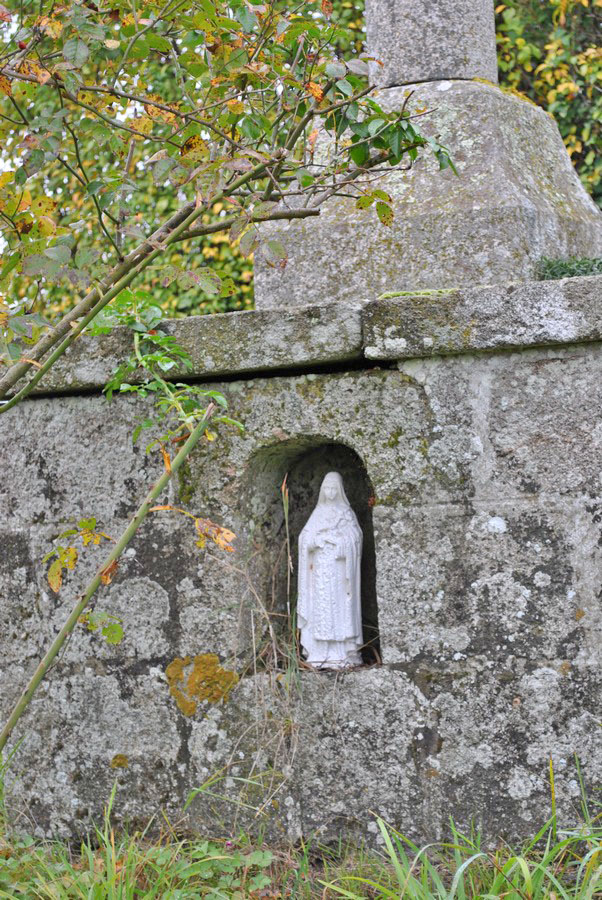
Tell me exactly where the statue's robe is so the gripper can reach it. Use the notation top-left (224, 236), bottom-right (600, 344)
top-left (298, 496), bottom-right (363, 668)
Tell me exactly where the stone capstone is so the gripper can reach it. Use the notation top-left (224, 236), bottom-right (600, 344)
top-left (254, 82), bottom-right (602, 309)
top-left (366, 0), bottom-right (498, 87)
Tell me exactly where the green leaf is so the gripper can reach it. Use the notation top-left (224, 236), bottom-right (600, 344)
top-left (263, 239), bottom-right (287, 266)
top-left (372, 189), bottom-right (392, 203)
top-left (368, 118), bottom-right (386, 136)
top-left (102, 623), bottom-right (124, 645)
top-left (347, 58), bottom-right (369, 76)
top-left (235, 5), bottom-right (257, 32)
top-left (77, 518), bottom-right (97, 530)
top-left (335, 78), bottom-right (354, 97)
top-left (63, 38), bottom-right (89, 68)
top-left (45, 245), bottom-right (71, 265)
top-left (325, 61), bottom-right (346, 79)
top-left (22, 254), bottom-right (60, 279)
top-left (349, 143), bottom-right (369, 166)
top-left (0, 251), bottom-right (20, 282)
top-left (74, 247), bottom-right (100, 269)
top-left (147, 33), bottom-right (172, 52)
top-left (239, 227), bottom-right (260, 257)
top-left (196, 269), bottom-right (222, 296)
top-left (356, 194), bottom-right (375, 210)
top-left (375, 201), bottom-right (394, 227)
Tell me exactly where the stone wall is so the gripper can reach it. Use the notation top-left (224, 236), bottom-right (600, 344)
top-left (1, 277), bottom-right (601, 844)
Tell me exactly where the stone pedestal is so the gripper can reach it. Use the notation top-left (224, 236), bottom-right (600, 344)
top-left (255, 81), bottom-right (602, 308)
top-left (253, 2), bottom-right (602, 309)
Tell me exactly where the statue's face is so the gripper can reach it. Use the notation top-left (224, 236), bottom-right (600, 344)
top-left (322, 477), bottom-right (339, 502)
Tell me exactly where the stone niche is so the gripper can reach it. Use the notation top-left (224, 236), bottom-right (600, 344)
top-left (240, 438), bottom-right (379, 665)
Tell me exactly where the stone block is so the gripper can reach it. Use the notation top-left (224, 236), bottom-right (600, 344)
top-left (2, 345), bottom-right (601, 842)
top-left (363, 275), bottom-right (602, 359)
top-left (39, 304), bottom-right (364, 394)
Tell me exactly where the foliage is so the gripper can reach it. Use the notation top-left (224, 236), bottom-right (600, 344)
top-left (0, 793), bottom-right (600, 898)
top-left (0, 0), bottom-right (452, 362)
top-left (496, 0), bottom-right (602, 207)
top-left (321, 814), bottom-right (602, 899)
top-left (535, 255), bottom-right (602, 279)
top-left (0, 786), bottom-right (274, 899)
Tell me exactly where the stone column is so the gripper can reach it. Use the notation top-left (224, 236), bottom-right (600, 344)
top-left (366, 0), bottom-right (498, 87)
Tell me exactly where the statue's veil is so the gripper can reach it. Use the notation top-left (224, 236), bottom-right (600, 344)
top-left (317, 471), bottom-right (351, 507)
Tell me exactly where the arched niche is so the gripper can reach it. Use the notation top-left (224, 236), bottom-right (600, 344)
top-left (240, 438), bottom-right (379, 666)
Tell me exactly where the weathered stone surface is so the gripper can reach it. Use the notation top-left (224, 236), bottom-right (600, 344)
top-left (363, 275), bottom-right (602, 359)
top-left (254, 82), bottom-right (602, 308)
top-left (366, 0), bottom-right (498, 87)
top-left (2, 342), bottom-right (601, 842)
top-left (39, 304), bottom-right (364, 393)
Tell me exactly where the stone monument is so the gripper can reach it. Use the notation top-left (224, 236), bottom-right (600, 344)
top-left (255, 0), bottom-right (602, 307)
top-left (297, 472), bottom-right (363, 669)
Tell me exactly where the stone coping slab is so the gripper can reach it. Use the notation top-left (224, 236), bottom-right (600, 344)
top-left (363, 275), bottom-right (602, 360)
top-left (38, 303), bottom-right (364, 394)
top-left (27, 275), bottom-right (602, 395)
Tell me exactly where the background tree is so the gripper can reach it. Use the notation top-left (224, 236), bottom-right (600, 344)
top-left (496, 0), bottom-right (601, 207)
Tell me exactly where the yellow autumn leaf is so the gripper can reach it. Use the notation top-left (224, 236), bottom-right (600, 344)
top-left (0, 74), bottom-right (12, 97)
top-left (64, 546), bottom-right (78, 570)
top-left (48, 559), bottom-right (62, 593)
top-left (31, 196), bottom-right (57, 217)
top-left (100, 559), bottom-right (118, 585)
top-left (37, 216), bottom-right (56, 236)
top-left (180, 134), bottom-right (209, 159)
top-left (226, 98), bottom-right (245, 115)
top-left (36, 15), bottom-right (63, 39)
top-left (0, 172), bottom-right (14, 189)
top-left (160, 444), bottom-right (172, 473)
top-left (129, 116), bottom-right (154, 136)
top-left (306, 81), bottom-right (324, 103)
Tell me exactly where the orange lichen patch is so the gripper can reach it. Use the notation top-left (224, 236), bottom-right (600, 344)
top-left (166, 654), bottom-right (239, 717)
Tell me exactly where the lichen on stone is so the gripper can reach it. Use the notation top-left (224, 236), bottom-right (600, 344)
top-left (166, 653), bottom-right (239, 717)
top-left (110, 754), bottom-right (129, 769)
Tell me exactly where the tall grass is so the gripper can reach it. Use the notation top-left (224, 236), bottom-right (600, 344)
top-left (320, 813), bottom-right (602, 899)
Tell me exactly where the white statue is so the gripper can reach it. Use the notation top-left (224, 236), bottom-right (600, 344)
top-left (297, 472), bottom-right (363, 669)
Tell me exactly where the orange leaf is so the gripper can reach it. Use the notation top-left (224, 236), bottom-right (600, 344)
top-left (322, 0), bottom-right (333, 16)
top-left (149, 505), bottom-right (176, 512)
top-left (160, 444), bottom-right (171, 473)
top-left (306, 82), bottom-right (324, 103)
top-left (100, 559), bottom-right (118, 586)
top-left (0, 75), bottom-right (12, 97)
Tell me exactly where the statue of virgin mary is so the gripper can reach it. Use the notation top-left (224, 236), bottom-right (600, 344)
top-left (297, 472), bottom-right (363, 669)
